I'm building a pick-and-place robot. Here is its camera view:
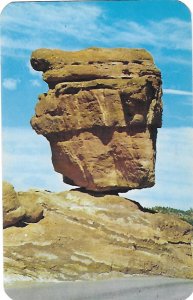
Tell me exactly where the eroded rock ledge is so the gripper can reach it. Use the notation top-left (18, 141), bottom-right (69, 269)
top-left (30, 47), bottom-right (162, 192)
top-left (3, 182), bottom-right (43, 228)
top-left (3, 185), bottom-right (193, 282)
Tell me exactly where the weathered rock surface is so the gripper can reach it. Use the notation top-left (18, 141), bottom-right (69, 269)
top-left (3, 182), bottom-right (43, 228)
top-left (30, 47), bottom-right (162, 192)
top-left (18, 192), bottom-right (44, 223)
top-left (4, 188), bottom-right (193, 282)
top-left (3, 181), bottom-right (26, 228)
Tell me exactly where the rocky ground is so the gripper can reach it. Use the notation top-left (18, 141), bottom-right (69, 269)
top-left (3, 183), bottom-right (193, 283)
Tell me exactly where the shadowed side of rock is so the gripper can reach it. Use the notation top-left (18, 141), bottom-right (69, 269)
top-left (30, 47), bottom-right (162, 192)
top-left (3, 187), bottom-right (193, 282)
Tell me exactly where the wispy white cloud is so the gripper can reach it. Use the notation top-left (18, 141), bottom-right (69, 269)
top-left (2, 78), bottom-right (20, 90)
top-left (2, 127), bottom-right (72, 192)
top-left (153, 51), bottom-right (191, 66)
top-left (30, 79), bottom-right (41, 87)
top-left (149, 18), bottom-right (191, 51)
top-left (2, 127), bottom-right (193, 210)
top-left (1, 2), bottom-right (191, 59)
top-left (163, 89), bottom-right (193, 96)
top-left (1, 35), bottom-right (40, 51)
top-left (1, 2), bottom-right (103, 54)
top-left (112, 18), bottom-right (191, 51)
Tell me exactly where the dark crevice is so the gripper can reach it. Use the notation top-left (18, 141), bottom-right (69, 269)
top-left (13, 216), bottom-right (45, 228)
top-left (55, 84), bottom-right (115, 96)
top-left (149, 126), bottom-right (158, 152)
top-left (119, 93), bottom-right (134, 124)
top-left (30, 58), bottom-right (51, 72)
top-left (167, 240), bottom-right (191, 245)
top-left (132, 60), bottom-right (143, 64)
top-left (122, 69), bottom-right (132, 75)
top-left (48, 75), bottom-right (149, 91)
top-left (14, 220), bottom-right (29, 228)
top-left (90, 127), bottom-right (114, 145)
top-left (56, 86), bottom-right (81, 95)
top-left (46, 109), bottom-right (64, 116)
top-left (63, 176), bottom-right (77, 187)
top-left (125, 199), bottom-right (157, 214)
top-left (71, 62), bottom-right (81, 65)
top-left (70, 187), bottom-right (120, 197)
top-left (48, 75), bottom-right (117, 89)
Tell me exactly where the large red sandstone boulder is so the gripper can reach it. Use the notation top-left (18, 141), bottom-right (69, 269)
top-left (30, 48), bottom-right (162, 192)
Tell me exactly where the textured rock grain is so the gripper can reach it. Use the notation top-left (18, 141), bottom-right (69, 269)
top-left (3, 182), bottom-right (43, 228)
top-left (3, 182), bottom-right (26, 228)
top-left (31, 47), bottom-right (162, 191)
top-left (18, 192), bottom-right (44, 223)
top-left (4, 189), bottom-right (193, 282)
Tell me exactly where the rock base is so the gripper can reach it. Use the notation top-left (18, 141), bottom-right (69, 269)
top-left (4, 188), bottom-right (193, 282)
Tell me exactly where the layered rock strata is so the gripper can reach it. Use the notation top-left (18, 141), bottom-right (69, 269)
top-left (30, 48), bottom-right (162, 192)
top-left (4, 188), bottom-right (193, 282)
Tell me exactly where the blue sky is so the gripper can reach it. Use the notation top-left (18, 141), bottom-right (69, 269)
top-left (1, 0), bottom-right (193, 209)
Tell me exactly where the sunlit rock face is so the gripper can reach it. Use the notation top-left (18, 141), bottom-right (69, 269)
top-left (30, 48), bottom-right (162, 192)
top-left (3, 188), bottom-right (193, 281)
top-left (3, 182), bottom-right (43, 228)
top-left (3, 181), bottom-right (26, 228)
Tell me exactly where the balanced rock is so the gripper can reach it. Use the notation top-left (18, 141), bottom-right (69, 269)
top-left (4, 188), bottom-right (193, 282)
top-left (30, 48), bottom-right (162, 192)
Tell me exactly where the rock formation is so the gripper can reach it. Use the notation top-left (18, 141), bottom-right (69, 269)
top-left (3, 187), bottom-right (193, 282)
top-left (3, 182), bottom-right (43, 228)
top-left (30, 47), bottom-right (162, 192)
top-left (3, 182), bottom-right (26, 228)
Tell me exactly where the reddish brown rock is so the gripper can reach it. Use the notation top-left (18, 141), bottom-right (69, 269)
top-left (30, 47), bottom-right (162, 192)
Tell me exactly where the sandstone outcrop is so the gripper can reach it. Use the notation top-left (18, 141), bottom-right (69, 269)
top-left (17, 191), bottom-right (44, 223)
top-left (3, 182), bottom-right (43, 228)
top-left (4, 187), bottom-right (193, 282)
top-left (30, 47), bottom-right (162, 192)
top-left (3, 181), bottom-right (26, 228)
